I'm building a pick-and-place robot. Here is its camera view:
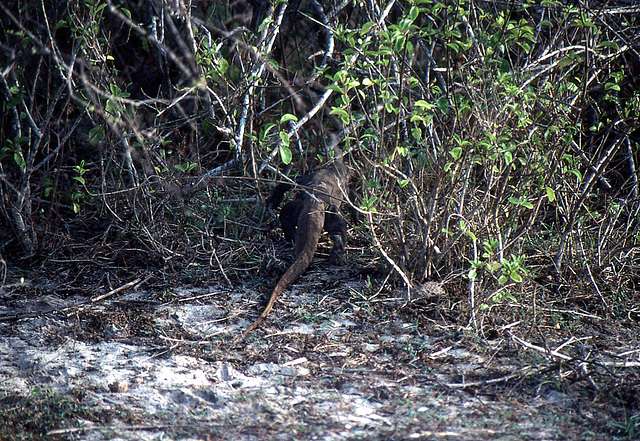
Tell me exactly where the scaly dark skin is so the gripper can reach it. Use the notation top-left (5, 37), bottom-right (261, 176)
top-left (234, 151), bottom-right (348, 343)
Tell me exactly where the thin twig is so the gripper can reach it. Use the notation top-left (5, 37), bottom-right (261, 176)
top-left (510, 333), bottom-right (640, 368)
top-left (446, 366), bottom-right (537, 389)
top-left (211, 249), bottom-right (233, 288)
top-left (367, 212), bottom-right (413, 294)
top-left (91, 277), bottom-right (145, 303)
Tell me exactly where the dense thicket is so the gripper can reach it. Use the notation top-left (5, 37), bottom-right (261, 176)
top-left (1, 0), bottom-right (639, 321)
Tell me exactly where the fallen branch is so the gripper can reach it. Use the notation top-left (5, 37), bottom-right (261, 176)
top-left (91, 276), bottom-right (145, 303)
top-left (0, 276), bottom-right (148, 322)
top-left (446, 366), bottom-right (537, 389)
top-left (510, 333), bottom-right (640, 368)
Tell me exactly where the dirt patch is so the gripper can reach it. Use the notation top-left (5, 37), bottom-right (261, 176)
top-left (1, 269), bottom-right (638, 440)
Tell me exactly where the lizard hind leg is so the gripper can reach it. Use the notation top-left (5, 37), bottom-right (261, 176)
top-left (280, 198), bottom-right (303, 243)
top-left (325, 209), bottom-right (347, 264)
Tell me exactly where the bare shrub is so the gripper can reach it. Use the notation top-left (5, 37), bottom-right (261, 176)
top-left (0, 0), bottom-right (639, 319)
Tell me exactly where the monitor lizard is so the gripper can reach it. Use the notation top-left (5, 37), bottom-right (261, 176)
top-left (233, 149), bottom-right (349, 343)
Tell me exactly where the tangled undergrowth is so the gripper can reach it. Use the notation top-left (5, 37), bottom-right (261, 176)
top-left (1, 0), bottom-right (640, 438)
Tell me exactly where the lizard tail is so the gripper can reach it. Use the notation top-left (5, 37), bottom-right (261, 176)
top-left (233, 243), bottom-right (315, 345)
top-left (233, 204), bottom-right (323, 345)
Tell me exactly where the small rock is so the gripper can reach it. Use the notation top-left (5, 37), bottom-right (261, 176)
top-left (108, 380), bottom-right (128, 393)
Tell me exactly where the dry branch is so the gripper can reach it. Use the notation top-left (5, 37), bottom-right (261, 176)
top-left (510, 333), bottom-right (640, 369)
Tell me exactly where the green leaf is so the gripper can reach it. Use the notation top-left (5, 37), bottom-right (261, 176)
top-left (361, 21), bottom-right (375, 35)
top-left (449, 146), bottom-right (462, 160)
top-left (263, 123), bottom-right (277, 138)
top-left (568, 169), bottom-right (582, 180)
top-left (279, 145), bottom-right (292, 165)
top-left (605, 82), bottom-right (620, 92)
top-left (279, 130), bottom-right (290, 146)
top-left (446, 41), bottom-right (459, 53)
top-left (13, 152), bottom-right (26, 169)
top-left (202, 117), bottom-right (211, 133)
top-left (280, 113), bottom-right (298, 124)
top-left (435, 97), bottom-right (449, 114)
top-left (325, 84), bottom-right (342, 93)
top-left (598, 40), bottom-right (619, 50)
top-left (258, 17), bottom-right (273, 33)
top-left (88, 125), bottom-right (105, 145)
top-left (510, 271), bottom-right (523, 283)
top-left (557, 57), bottom-right (574, 68)
top-left (414, 100), bottom-right (435, 110)
top-left (518, 42), bottom-right (531, 53)
top-left (409, 6), bottom-right (419, 21)
top-left (329, 107), bottom-right (350, 124)
top-left (105, 100), bottom-right (116, 115)
top-left (546, 186), bottom-right (556, 202)
top-left (441, 228), bottom-right (454, 237)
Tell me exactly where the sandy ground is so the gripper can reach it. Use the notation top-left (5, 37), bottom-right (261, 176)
top-left (0, 274), bottom-right (635, 440)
